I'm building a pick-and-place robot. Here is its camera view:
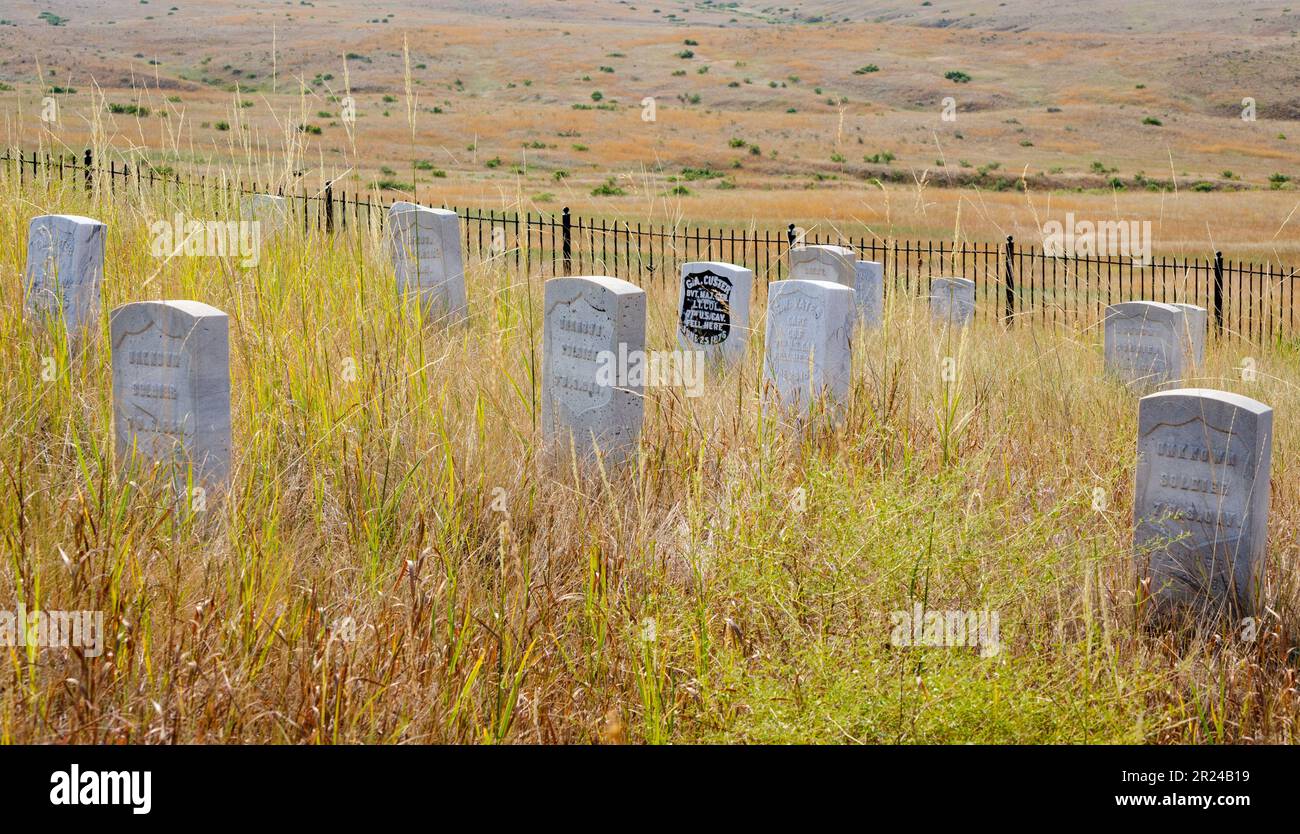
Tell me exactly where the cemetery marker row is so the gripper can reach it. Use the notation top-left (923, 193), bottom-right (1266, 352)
top-left (19, 211), bottom-right (1275, 620)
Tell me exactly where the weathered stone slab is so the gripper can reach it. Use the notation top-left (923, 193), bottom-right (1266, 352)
top-left (24, 214), bottom-right (106, 337)
top-left (1104, 301), bottom-right (1185, 388)
top-left (1172, 303), bottom-right (1207, 369)
top-left (854, 260), bottom-right (884, 328)
top-left (542, 276), bottom-right (645, 463)
top-left (1134, 388), bottom-right (1272, 616)
top-left (388, 201), bottom-right (468, 324)
top-left (111, 300), bottom-right (232, 490)
top-left (677, 260), bottom-right (753, 364)
top-left (763, 279), bottom-right (855, 415)
top-left (789, 244), bottom-right (855, 286)
top-left (929, 277), bottom-right (975, 326)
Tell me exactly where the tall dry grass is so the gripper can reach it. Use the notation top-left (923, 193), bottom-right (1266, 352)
top-left (1, 160), bottom-right (1298, 744)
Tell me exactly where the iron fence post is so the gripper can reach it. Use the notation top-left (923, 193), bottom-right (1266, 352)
top-left (1003, 235), bottom-right (1016, 325)
top-left (1213, 250), bottom-right (1224, 335)
top-left (561, 207), bottom-right (572, 275)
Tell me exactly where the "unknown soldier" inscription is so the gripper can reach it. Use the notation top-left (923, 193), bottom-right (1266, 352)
top-left (1134, 388), bottom-right (1272, 617)
top-left (542, 276), bottom-right (645, 464)
top-left (111, 300), bottom-right (232, 491)
top-left (1104, 301), bottom-right (1187, 389)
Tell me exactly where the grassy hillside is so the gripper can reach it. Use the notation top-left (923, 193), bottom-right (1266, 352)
top-left (2, 169), bottom-right (1298, 743)
top-left (2, 1), bottom-right (1299, 257)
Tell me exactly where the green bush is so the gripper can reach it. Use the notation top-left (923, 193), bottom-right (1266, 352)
top-left (591, 177), bottom-right (626, 196)
top-left (109, 103), bottom-right (151, 117)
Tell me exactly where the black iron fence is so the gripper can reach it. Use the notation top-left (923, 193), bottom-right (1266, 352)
top-left (6, 147), bottom-right (1298, 345)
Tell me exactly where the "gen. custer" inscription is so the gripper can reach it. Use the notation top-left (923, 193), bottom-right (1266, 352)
top-left (677, 262), bottom-right (752, 365)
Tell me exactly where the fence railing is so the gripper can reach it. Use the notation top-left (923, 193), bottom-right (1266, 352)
top-left (6, 147), bottom-right (1299, 345)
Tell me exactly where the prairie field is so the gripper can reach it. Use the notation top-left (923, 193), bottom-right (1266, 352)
top-left (2, 0), bottom-right (1300, 747)
top-left (2, 168), bottom-right (1299, 744)
top-left (2, 0), bottom-right (1300, 257)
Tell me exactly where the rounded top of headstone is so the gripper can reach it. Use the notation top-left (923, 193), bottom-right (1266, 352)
top-left (1106, 300), bottom-right (1182, 315)
top-left (793, 244), bottom-right (854, 257)
top-left (932, 276), bottom-right (974, 286)
top-left (1139, 387), bottom-right (1271, 416)
top-left (389, 201), bottom-right (456, 218)
top-left (795, 243), bottom-right (853, 253)
top-left (681, 260), bottom-right (751, 275)
top-left (30, 213), bottom-right (105, 228)
top-left (112, 299), bottom-right (228, 321)
top-left (551, 275), bottom-right (644, 296)
top-left (773, 278), bottom-right (855, 294)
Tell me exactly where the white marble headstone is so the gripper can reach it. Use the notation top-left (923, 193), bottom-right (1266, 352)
top-left (677, 261), bottom-right (753, 365)
top-left (853, 260), bottom-right (884, 329)
top-left (111, 300), bottom-right (232, 490)
top-left (1134, 388), bottom-right (1271, 616)
top-left (763, 279), bottom-right (855, 416)
top-left (1104, 301), bottom-right (1185, 389)
top-left (929, 277), bottom-right (975, 326)
top-left (1172, 303), bottom-right (1207, 370)
top-left (24, 214), bottom-right (106, 338)
top-left (542, 276), bottom-right (646, 464)
top-left (388, 201), bottom-right (468, 324)
top-left (789, 245), bottom-right (855, 286)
